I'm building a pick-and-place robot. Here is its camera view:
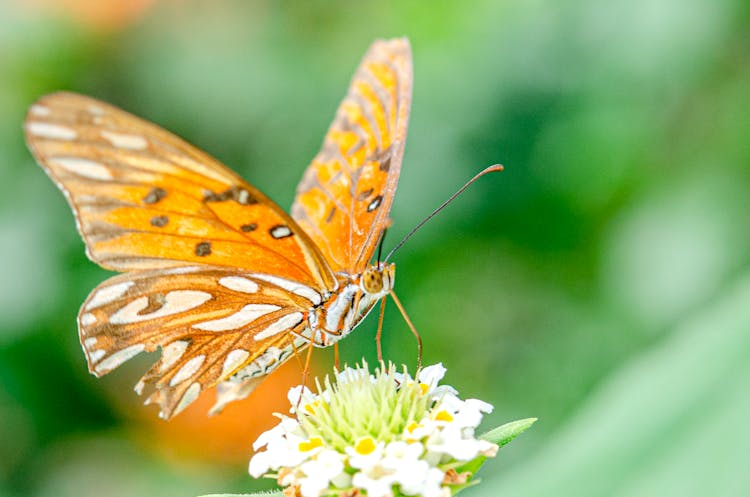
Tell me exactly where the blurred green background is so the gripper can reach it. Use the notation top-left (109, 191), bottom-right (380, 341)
top-left (2, 0), bottom-right (750, 496)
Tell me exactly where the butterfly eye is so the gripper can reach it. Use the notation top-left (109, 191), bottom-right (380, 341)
top-left (361, 268), bottom-right (384, 294)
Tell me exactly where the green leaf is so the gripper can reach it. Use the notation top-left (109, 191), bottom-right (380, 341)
top-left (480, 417), bottom-right (538, 447)
top-left (454, 418), bottom-right (537, 479)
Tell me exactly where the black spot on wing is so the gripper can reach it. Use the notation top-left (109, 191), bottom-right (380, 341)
top-left (143, 187), bottom-right (167, 204)
top-left (357, 188), bottom-right (374, 201)
top-left (195, 241), bottom-right (211, 256)
top-left (203, 186), bottom-right (258, 205)
top-left (150, 215), bottom-right (169, 227)
top-left (325, 206), bottom-right (337, 224)
top-left (240, 223), bottom-right (258, 232)
top-left (367, 195), bottom-right (383, 212)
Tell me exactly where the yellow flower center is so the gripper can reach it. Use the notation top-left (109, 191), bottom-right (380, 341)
top-left (354, 437), bottom-right (377, 455)
top-left (434, 410), bottom-right (454, 422)
top-left (298, 437), bottom-right (324, 452)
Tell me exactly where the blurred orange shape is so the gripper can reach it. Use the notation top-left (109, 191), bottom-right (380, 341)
top-left (23, 0), bottom-right (156, 31)
top-left (134, 359), bottom-right (321, 465)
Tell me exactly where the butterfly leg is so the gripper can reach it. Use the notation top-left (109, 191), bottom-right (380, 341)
top-left (295, 341), bottom-right (316, 412)
top-left (334, 342), bottom-right (340, 370)
top-left (375, 296), bottom-right (387, 366)
top-left (288, 333), bottom-right (305, 369)
top-left (389, 290), bottom-right (422, 371)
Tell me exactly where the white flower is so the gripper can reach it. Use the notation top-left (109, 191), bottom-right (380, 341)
top-left (248, 361), bottom-right (500, 497)
top-left (352, 468), bottom-right (397, 497)
top-left (416, 363), bottom-right (458, 400)
top-left (381, 442), bottom-right (433, 495)
top-left (345, 437), bottom-right (385, 470)
top-left (455, 398), bottom-right (494, 428)
top-left (298, 450), bottom-right (346, 497)
top-left (426, 424), bottom-right (486, 461)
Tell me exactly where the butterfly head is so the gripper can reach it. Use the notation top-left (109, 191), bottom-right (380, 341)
top-left (360, 263), bottom-right (395, 296)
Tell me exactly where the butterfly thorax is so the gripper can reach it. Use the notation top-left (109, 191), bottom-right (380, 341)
top-left (306, 263), bottom-right (395, 347)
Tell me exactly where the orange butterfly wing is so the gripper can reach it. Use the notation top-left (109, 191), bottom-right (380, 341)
top-left (291, 38), bottom-right (413, 273)
top-left (79, 267), bottom-right (315, 418)
top-left (26, 92), bottom-right (336, 290)
top-left (25, 92), bottom-right (337, 418)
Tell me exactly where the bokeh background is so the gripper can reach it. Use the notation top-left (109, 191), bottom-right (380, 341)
top-left (2, 0), bottom-right (750, 496)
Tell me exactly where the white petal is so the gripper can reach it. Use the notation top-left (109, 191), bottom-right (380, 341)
top-left (248, 451), bottom-right (272, 478)
top-left (416, 363), bottom-right (446, 387)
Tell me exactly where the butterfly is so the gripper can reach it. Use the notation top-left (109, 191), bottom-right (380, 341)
top-left (25, 38), bottom-right (412, 419)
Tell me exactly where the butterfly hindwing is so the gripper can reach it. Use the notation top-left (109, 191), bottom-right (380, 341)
top-left (291, 38), bottom-right (412, 273)
top-left (25, 92), bottom-right (335, 289)
top-left (79, 266), bottom-right (315, 418)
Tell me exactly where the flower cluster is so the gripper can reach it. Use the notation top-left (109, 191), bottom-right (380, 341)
top-left (249, 362), bottom-right (498, 497)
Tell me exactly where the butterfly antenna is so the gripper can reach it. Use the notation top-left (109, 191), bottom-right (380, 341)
top-left (384, 164), bottom-right (503, 262)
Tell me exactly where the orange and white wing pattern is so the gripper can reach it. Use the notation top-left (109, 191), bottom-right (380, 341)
top-left (291, 38), bottom-right (412, 274)
top-left (25, 92), bottom-right (336, 290)
top-left (79, 266), bottom-right (317, 419)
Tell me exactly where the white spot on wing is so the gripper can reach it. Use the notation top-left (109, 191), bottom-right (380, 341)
top-left (254, 312), bottom-right (304, 341)
top-left (94, 344), bottom-right (145, 374)
top-left (270, 225), bottom-right (292, 238)
top-left (192, 304), bottom-right (280, 332)
top-left (83, 337), bottom-right (97, 348)
top-left (51, 157), bottom-right (113, 181)
top-left (27, 122), bottom-right (77, 140)
top-left (160, 340), bottom-right (190, 372)
top-left (101, 130), bottom-right (148, 150)
top-left (221, 349), bottom-right (250, 378)
top-left (174, 382), bottom-right (201, 416)
top-left (89, 349), bottom-right (106, 362)
top-left (170, 355), bottom-right (205, 386)
top-left (251, 274), bottom-right (321, 305)
top-left (29, 104), bottom-right (51, 116)
top-left (80, 313), bottom-right (97, 326)
top-left (218, 276), bottom-right (259, 293)
top-left (110, 290), bottom-right (212, 324)
top-left (160, 266), bottom-right (204, 276)
top-left (86, 281), bottom-right (134, 310)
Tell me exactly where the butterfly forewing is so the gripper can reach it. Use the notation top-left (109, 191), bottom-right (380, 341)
top-left (79, 266), bottom-right (314, 418)
top-left (292, 38), bottom-right (412, 273)
top-left (25, 92), bottom-right (336, 289)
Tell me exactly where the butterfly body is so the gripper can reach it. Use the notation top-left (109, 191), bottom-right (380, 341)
top-left (307, 262), bottom-right (395, 347)
top-left (26, 38), bottom-right (412, 419)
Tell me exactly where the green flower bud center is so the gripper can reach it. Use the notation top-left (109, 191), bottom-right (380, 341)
top-left (297, 366), bottom-right (430, 452)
